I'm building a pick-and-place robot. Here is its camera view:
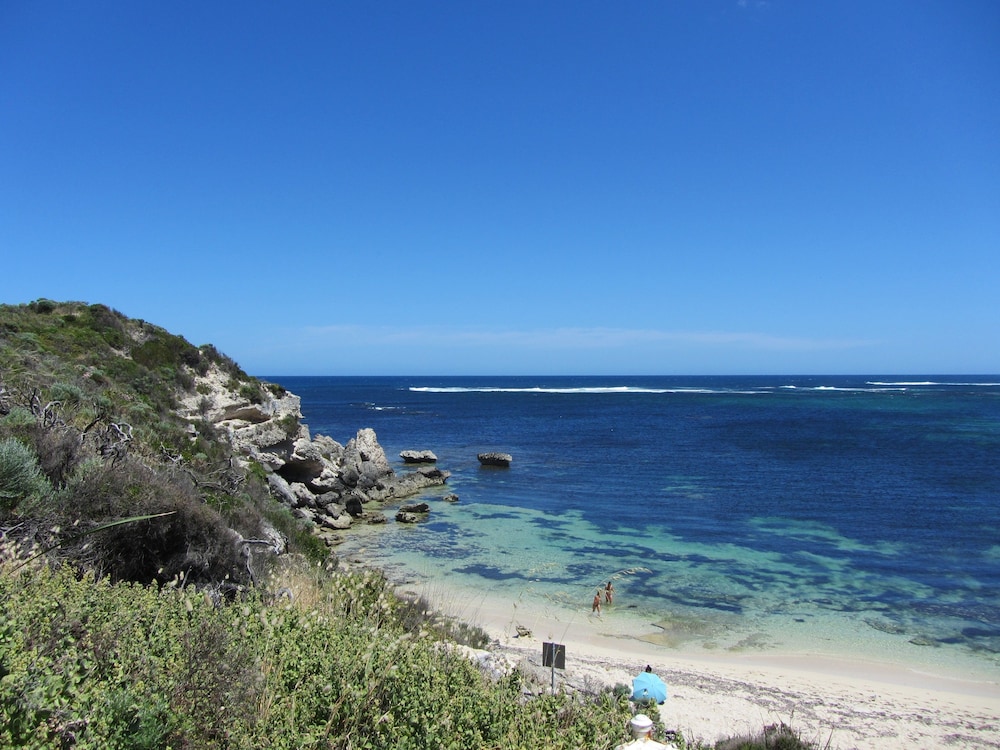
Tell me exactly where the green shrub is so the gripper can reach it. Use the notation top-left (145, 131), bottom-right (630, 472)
top-left (1, 406), bottom-right (36, 430)
top-left (29, 298), bottom-right (57, 314)
top-left (0, 564), bottom-right (258, 749)
top-left (48, 381), bottom-right (86, 409)
top-left (85, 303), bottom-right (128, 349)
top-left (239, 381), bottom-right (263, 404)
top-left (0, 437), bottom-right (51, 515)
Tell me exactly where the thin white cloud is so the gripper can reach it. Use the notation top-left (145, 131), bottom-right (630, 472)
top-left (300, 324), bottom-right (877, 353)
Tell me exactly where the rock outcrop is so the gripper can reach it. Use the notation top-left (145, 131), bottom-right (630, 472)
top-left (178, 364), bottom-right (449, 539)
top-left (478, 452), bottom-right (512, 467)
top-left (400, 449), bottom-right (437, 464)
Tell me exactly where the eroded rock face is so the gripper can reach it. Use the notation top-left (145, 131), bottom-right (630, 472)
top-left (180, 364), bottom-right (449, 540)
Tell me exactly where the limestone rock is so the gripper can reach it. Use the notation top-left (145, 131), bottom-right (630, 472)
top-left (179, 362), bottom-right (451, 538)
top-left (478, 452), bottom-right (512, 467)
top-left (400, 502), bottom-right (430, 514)
top-left (400, 449), bottom-right (438, 463)
top-left (267, 473), bottom-right (298, 507)
top-left (348, 428), bottom-right (393, 479)
top-left (320, 513), bottom-right (352, 531)
top-left (290, 482), bottom-right (317, 508)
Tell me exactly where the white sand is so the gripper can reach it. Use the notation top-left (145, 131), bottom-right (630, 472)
top-left (394, 576), bottom-right (1000, 750)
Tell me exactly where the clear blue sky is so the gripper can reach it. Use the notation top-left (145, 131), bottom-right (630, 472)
top-left (3, 1), bottom-right (998, 375)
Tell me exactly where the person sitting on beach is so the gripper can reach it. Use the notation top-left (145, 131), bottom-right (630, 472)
top-left (605, 580), bottom-right (615, 604)
top-left (592, 589), bottom-right (602, 614)
top-left (613, 714), bottom-right (672, 749)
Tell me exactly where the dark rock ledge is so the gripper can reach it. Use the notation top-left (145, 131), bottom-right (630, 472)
top-left (400, 449), bottom-right (438, 464)
top-left (478, 452), bottom-right (512, 467)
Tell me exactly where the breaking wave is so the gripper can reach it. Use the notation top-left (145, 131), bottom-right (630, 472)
top-left (409, 386), bottom-right (758, 395)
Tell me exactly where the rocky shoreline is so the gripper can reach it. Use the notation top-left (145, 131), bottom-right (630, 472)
top-left (178, 367), bottom-right (450, 546)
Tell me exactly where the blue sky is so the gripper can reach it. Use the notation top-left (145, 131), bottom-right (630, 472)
top-left (2, 1), bottom-right (998, 375)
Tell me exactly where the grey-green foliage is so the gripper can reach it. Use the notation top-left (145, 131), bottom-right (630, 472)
top-left (0, 437), bottom-right (51, 513)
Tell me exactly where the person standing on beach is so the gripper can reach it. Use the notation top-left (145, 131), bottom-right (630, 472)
top-left (592, 589), bottom-right (602, 614)
top-left (613, 714), bottom-right (672, 749)
top-left (605, 580), bottom-right (615, 604)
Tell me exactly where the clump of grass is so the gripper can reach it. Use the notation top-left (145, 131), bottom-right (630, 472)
top-left (713, 721), bottom-right (820, 750)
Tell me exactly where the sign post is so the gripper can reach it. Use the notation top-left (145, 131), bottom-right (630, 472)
top-left (541, 642), bottom-right (566, 694)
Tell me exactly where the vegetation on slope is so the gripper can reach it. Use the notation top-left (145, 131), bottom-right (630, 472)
top-left (0, 299), bottom-right (320, 585)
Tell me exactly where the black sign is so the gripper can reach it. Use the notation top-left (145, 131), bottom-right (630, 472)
top-left (542, 642), bottom-right (566, 669)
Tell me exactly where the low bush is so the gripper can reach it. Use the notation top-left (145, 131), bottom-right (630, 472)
top-left (0, 437), bottom-right (51, 515)
top-left (55, 458), bottom-right (247, 585)
top-left (28, 422), bottom-right (86, 488)
top-left (713, 722), bottom-right (819, 750)
top-left (0, 556), bottom-right (632, 749)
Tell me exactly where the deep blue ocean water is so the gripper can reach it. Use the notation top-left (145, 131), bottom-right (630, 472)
top-left (267, 375), bottom-right (1000, 678)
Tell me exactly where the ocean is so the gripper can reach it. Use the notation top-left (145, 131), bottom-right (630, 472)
top-left (267, 375), bottom-right (1000, 681)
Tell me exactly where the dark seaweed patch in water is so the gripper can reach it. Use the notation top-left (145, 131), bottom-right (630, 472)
top-left (566, 563), bottom-right (595, 579)
top-left (528, 515), bottom-right (574, 529)
top-left (420, 544), bottom-right (475, 560)
top-left (682, 553), bottom-right (718, 565)
top-left (962, 627), bottom-right (1000, 639)
top-left (470, 511), bottom-right (521, 521)
top-left (454, 564), bottom-right (530, 582)
top-left (914, 601), bottom-right (1000, 625)
top-left (668, 594), bottom-right (743, 613)
top-left (813, 598), bottom-right (873, 613)
top-left (423, 522), bottom-right (460, 533)
top-left (935, 635), bottom-right (967, 645)
top-left (541, 529), bottom-right (575, 542)
top-left (630, 582), bottom-right (747, 613)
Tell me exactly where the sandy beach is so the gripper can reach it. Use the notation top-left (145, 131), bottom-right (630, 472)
top-left (389, 572), bottom-right (1000, 750)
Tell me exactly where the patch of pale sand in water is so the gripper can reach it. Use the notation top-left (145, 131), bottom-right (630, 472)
top-left (395, 575), bottom-right (1000, 750)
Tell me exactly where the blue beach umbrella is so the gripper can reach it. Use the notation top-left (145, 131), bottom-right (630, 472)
top-left (631, 671), bottom-right (667, 704)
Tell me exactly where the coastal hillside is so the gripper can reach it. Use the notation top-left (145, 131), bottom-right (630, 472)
top-left (0, 299), bottom-right (448, 584)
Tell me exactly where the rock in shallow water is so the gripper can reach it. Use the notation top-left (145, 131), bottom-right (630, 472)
top-left (400, 449), bottom-right (438, 463)
top-left (477, 452), bottom-right (512, 467)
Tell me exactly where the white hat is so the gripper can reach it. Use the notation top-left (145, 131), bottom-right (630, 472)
top-left (630, 714), bottom-right (653, 733)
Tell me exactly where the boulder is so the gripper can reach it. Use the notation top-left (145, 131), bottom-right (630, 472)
top-left (395, 511), bottom-right (422, 524)
top-left (347, 428), bottom-right (393, 479)
top-left (320, 513), bottom-right (352, 531)
top-left (400, 502), bottom-right (430, 514)
top-left (267, 473), bottom-right (299, 507)
top-left (290, 482), bottom-right (318, 508)
top-left (345, 496), bottom-right (365, 518)
top-left (312, 434), bottom-right (344, 460)
top-left (288, 437), bottom-right (325, 474)
top-left (478, 452), bottom-right (512, 467)
top-left (400, 449), bottom-right (438, 464)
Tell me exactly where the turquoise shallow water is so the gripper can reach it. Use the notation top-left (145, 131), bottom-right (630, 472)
top-left (268, 375), bottom-right (1000, 681)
